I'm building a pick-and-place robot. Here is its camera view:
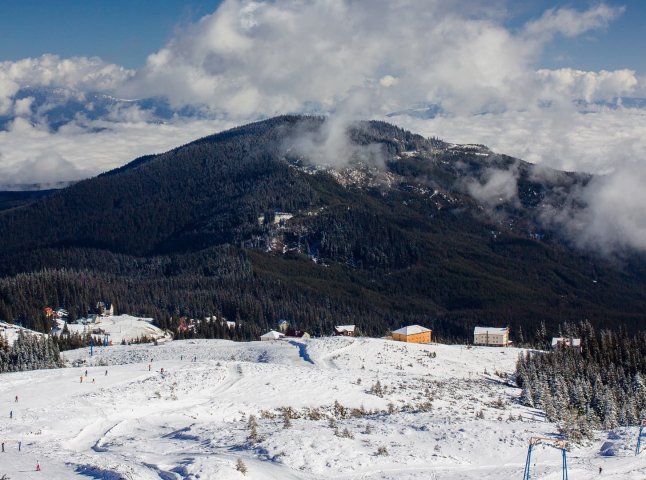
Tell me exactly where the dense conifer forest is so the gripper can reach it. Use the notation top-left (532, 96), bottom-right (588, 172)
top-left (0, 116), bottom-right (645, 342)
top-left (0, 332), bottom-right (63, 373)
top-left (516, 321), bottom-right (646, 440)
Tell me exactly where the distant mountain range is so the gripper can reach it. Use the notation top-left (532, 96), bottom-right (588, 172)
top-left (0, 115), bottom-right (644, 340)
top-left (4, 86), bottom-right (646, 134)
top-left (0, 86), bottom-right (208, 133)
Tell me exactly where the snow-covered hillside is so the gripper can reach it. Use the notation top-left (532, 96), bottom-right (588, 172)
top-left (0, 338), bottom-right (644, 479)
top-left (0, 320), bottom-right (45, 346)
top-left (54, 314), bottom-right (171, 344)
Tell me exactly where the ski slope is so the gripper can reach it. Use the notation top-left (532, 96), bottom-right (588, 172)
top-left (0, 338), bottom-right (644, 479)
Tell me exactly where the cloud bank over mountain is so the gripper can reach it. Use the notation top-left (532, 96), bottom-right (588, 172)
top-left (1, 0), bottom-right (645, 253)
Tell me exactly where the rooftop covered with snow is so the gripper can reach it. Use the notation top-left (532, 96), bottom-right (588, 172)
top-left (392, 325), bottom-right (431, 335)
top-left (474, 327), bottom-right (508, 335)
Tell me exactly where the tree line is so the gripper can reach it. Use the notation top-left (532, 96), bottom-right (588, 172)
top-left (0, 331), bottom-right (63, 373)
top-left (516, 320), bottom-right (646, 441)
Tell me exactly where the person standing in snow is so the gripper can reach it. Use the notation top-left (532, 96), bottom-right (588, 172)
top-left (105, 370), bottom-right (108, 376)
top-left (80, 376), bottom-right (83, 383)
top-left (14, 395), bottom-right (18, 403)
top-left (36, 461), bottom-right (40, 471)
top-left (2, 442), bottom-right (4, 452)
top-left (18, 441), bottom-right (21, 451)
top-left (9, 411), bottom-right (12, 419)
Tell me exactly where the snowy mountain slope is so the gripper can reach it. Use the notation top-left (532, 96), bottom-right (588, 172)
top-left (54, 314), bottom-right (172, 345)
top-left (0, 320), bottom-right (45, 346)
top-left (0, 338), bottom-right (644, 479)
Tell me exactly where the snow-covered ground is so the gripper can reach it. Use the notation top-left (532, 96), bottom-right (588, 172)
top-left (0, 338), bottom-right (644, 479)
top-left (0, 320), bottom-right (45, 346)
top-left (55, 314), bottom-right (171, 344)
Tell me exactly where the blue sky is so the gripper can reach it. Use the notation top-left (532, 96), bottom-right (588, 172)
top-left (0, 0), bottom-right (643, 73)
top-left (0, 0), bottom-right (223, 68)
top-left (511, 0), bottom-right (646, 74)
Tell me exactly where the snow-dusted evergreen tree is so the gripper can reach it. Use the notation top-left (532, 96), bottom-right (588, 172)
top-left (0, 331), bottom-right (63, 373)
top-left (516, 321), bottom-right (646, 440)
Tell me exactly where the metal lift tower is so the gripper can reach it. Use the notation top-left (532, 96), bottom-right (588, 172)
top-left (522, 437), bottom-right (568, 480)
top-left (636, 419), bottom-right (646, 456)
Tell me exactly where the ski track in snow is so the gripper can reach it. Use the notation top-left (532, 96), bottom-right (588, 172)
top-left (0, 338), bottom-right (644, 479)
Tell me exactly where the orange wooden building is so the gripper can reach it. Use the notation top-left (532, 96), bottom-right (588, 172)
top-left (391, 325), bottom-right (432, 344)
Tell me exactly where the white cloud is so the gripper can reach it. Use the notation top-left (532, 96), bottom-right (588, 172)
top-left (537, 68), bottom-right (638, 103)
top-left (464, 164), bottom-right (520, 208)
top-left (117, 1), bottom-right (629, 120)
top-left (522, 3), bottom-right (623, 41)
top-left (574, 168), bottom-right (646, 253)
top-left (537, 166), bottom-right (646, 256)
top-left (0, 116), bottom-right (232, 187)
top-left (0, 54), bottom-right (133, 115)
top-left (13, 96), bottom-right (34, 116)
top-left (379, 75), bottom-right (398, 88)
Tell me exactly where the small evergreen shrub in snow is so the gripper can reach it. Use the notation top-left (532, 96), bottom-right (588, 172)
top-left (236, 458), bottom-right (248, 475)
top-left (248, 425), bottom-right (259, 443)
top-left (247, 415), bottom-right (259, 443)
top-left (336, 427), bottom-right (354, 439)
top-left (333, 400), bottom-right (347, 419)
top-left (305, 407), bottom-right (323, 420)
top-left (370, 380), bottom-right (384, 397)
top-left (282, 410), bottom-right (292, 429)
top-left (376, 446), bottom-right (389, 456)
top-left (350, 404), bottom-right (367, 418)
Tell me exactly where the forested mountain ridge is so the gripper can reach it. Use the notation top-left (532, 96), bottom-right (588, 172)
top-left (0, 115), bottom-right (645, 340)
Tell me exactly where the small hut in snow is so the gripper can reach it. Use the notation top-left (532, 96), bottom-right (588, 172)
top-left (260, 330), bottom-right (285, 341)
top-left (333, 325), bottom-right (356, 337)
